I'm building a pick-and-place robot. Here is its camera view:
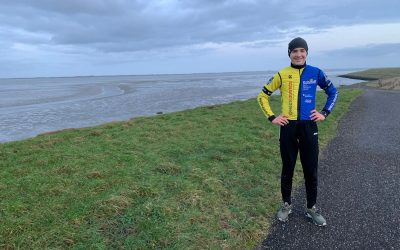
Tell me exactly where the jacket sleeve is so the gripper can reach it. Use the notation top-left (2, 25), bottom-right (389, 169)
top-left (318, 70), bottom-right (338, 116)
top-left (257, 72), bottom-right (281, 121)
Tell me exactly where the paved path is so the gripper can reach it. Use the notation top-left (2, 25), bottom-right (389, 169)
top-left (259, 89), bottom-right (400, 249)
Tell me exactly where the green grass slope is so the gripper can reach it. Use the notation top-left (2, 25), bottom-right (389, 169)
top-left (0, 88), bottom-right (362, 249)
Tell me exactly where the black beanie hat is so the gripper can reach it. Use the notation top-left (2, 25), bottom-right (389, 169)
top-left (288, 37), bottom-right (308, 56)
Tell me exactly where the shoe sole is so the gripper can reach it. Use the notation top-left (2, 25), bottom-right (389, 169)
top-left (277, 209), bottom-right (292, 222)
top-left (305, 212), bottom-right (327, 227)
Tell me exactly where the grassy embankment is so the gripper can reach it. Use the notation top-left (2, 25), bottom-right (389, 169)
top-left (340, 67), bottom-right (400, 90)
top-left (0, 88), bottom-right (361, 249)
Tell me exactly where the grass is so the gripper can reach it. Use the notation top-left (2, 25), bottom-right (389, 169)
top-left (0, 88), bottom-right (362, 249)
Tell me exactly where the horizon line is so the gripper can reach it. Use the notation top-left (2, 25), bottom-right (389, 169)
top-left (0, 67), bottom-right (377, 80)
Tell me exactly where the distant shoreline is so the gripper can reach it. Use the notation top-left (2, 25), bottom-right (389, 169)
top-left (338, 67), bottom-right (400, 80)
top-left (338, 74), bottom-right (378, 81)
top-left (0, 68), bottom-right (365, 81)
top-left (339, 67), bottom-right (400, 90)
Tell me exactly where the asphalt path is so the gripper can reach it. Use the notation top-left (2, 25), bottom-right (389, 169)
top-left (259, 88), bottom-right (400, 249)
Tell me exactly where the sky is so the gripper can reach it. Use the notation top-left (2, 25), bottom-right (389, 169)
top-left (0, 0), bottom-right (399, 78)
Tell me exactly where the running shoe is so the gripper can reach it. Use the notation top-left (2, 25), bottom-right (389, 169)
top-left (305, 205), bottom-right (327, 226)
top-left (277, 202), bottom-right (293, 222)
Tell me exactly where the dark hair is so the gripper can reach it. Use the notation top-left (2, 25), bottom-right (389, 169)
top-left (288, 37), bottom-right (308, 56)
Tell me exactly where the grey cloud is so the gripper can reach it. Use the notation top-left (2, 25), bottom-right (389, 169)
top-left (0, 0), bottom-right (399, 53)
top-left (331, 43), bottom-right (400, 57)
top-left (313, 43), bottom-right (400, 69)
top-left (1, 0), bottom-right (135, 15)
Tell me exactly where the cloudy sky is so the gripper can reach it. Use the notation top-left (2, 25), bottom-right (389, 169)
top-left (0, 0), bottom-right (399, 78)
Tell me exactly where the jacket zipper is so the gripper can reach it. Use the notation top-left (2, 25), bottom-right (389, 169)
top-left (297, 68), bottom-right (302, 120)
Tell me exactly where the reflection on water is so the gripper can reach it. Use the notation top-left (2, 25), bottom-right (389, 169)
top-left (0, 70), bottom-right (363, 142)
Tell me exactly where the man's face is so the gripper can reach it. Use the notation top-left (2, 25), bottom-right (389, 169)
top-left (289, 48), bottom-right (307, 65)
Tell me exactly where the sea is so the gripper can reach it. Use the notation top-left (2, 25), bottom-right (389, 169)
top-left (0, 69), bottom-right (364, 142)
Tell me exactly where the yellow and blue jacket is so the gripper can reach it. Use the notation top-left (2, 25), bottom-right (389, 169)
top-left (258, 64), bottom-right (338, 121)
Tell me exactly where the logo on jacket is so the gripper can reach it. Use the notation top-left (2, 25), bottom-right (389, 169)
top-left (303, 78), bottom-right (316, 85)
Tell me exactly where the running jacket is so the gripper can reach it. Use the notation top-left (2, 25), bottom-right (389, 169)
top-left (258, 64), bottom-right (338, 121)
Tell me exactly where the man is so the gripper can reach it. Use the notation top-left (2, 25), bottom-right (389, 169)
top-left (257, 37), bottom-right (338, 226)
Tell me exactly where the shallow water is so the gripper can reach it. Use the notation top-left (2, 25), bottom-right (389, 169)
top-left (0, 70), bottom-right (363, 142)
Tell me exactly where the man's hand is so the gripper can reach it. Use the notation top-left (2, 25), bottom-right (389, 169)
top-left (310, 109), bottom-right (325, 122)
top-left (272, 114), bottom-right (289, 126)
